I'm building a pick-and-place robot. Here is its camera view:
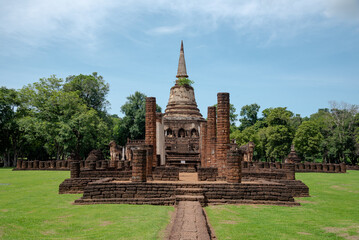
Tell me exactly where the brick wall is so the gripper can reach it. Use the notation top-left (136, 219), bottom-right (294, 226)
top-left (198, 167), bottom-right (218, 181)
top-left (152, 166), bottom-right (179, 181)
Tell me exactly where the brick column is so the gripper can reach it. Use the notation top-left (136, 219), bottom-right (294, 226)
top-left (226, 148), bottom-right (243, 183)
top-left (200, 121), bottom-right (207, 167)
top-left (34, 160), bottom-right (39, 169)
top-left (16, 159), bottom-right (22, 169)
top-left (70, 161), bottom-right (81, 178)
top-left (284, 163), bottom-right (295, 180)
top-left (145, 97), bottom-right (157, 173)
top-left (206, 106), bottom-right (217, 167)
top-left (216, 93), bottom-right (230, 179)
top-left (131, 148), bottom-right (147, 182)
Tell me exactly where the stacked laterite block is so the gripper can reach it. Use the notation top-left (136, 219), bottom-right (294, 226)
top-left (145, 97), bottom-right (156, 174)
top-left (226, 148), bottom-right (243, 183)
top-left (216, 93), bottom-right (230, 179)
top-left (200, 121), bottom-right (207, 167)
top-left (131, 148), bottom-right (147, 182)
top-left (206, 106), bottom-right (217, 167)
top-left (70, 161), bottom-right (81, 178)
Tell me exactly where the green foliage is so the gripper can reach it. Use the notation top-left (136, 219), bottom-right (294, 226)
top-left (15, 75), bottom-right (111, 160)
top-left (239, 103), bottom-right (260, 130)
top-left (63, 72), bottom-right (109, 112)
top-left (0, 169), bottom-right (173, 239)
top-left (206, 171), bottom-right (359, 239)
top-left (176, 77), bottom-right (194, 86)
top-left (294, 121), bottom-right (323, 161)
top-left (113, 91), bottom-right (162, 146)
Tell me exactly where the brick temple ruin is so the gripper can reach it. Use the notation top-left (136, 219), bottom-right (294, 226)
top-left (55, 41), bottom-right (328, 207)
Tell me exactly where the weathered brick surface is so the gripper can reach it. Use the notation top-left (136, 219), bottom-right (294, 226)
top-left (216, 93), bottom-right (230, 179)
top-left (198, 167), bottom-right (218, 181)
top-left (74, 180), bottom-right (298, 206)
top-left (59, 178), bottom-right (100, 194)
top-left (200, 121), bottom-right (207, 167)
top-left (70, 161), bottom-right (80, 178)
top-left (226, 149), bottom-right (242, 183)
top-left (206, 106), bottom-right (216, 168)
top-left (152, 166), bottom-right (179, 181)
top-left (145, 97), bottom-right (157, 172)
top-left (132, 148), bottom-right (147, 182)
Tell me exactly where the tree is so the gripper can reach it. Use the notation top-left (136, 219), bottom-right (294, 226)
top-left (0, 87), bottom-right (22, 166)
top-left (264, 107), bottom-right (294, 161)
top-left (18, 75), bottom-right (111, 160)
top-left (113, 92), bottom-right (161, 146)
top-left (239, 103), bottom-right (260, 130)
top-left (64, 72), bottom-right (109, 112)
top-left (293, 121), bottom-right (323, 161)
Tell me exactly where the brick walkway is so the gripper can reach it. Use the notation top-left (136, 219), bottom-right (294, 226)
top-left (167, 201), bottom-right (214, 240)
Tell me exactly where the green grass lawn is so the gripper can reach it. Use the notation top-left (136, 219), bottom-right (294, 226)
top-left (0, 169), bottom-right (173, 240)
top-left (206, 171), bottom-right (359, 240)
top-left (1, 169), bottom-right (358, 239)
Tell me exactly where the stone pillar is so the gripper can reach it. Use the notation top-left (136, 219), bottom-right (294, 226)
top-left (206, 106), bottom-right (217, 167)
top-left (33, 160), bottom-right (39, 169)
top-left (22, 161), bottom-right (27, 169)
top-left (70, 161), bottom-right (81, 178)
top-left (131, 148), bottom-right (147, 182)
top-left (200, 121), bottom-right (207, 167)
top-left (340, 163), bottom-right (346, 173)
top-left (216, 93), bottom-right (230, 179)
top-left (226, 148), bottom-right (243, 183)
top-left (145, 97), bottom-right (156, 172)
top-left (102, 160), bottom-right (109, 169)
top-left (89, 162), bottom-right (96, 171)
top-left (16, 159), bottom-right (22, 169)
top-left (284, 163), bottom-right (295, 180)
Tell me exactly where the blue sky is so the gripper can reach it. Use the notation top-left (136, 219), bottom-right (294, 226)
top-left (1, 0), bottom-right (358, 121)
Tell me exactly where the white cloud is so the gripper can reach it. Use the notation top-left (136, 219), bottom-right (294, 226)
top-left (0, 0), bottom-right (358, 51)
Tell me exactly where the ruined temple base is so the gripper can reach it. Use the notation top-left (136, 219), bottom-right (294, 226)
top-left (72, 176), bottom-right (302, 207)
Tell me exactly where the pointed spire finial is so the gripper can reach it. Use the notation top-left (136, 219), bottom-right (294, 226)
top-left (176, 40), bottom-right (188, 79)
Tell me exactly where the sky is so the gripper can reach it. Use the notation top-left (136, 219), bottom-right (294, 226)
top-left (0, 0), bottom-right (359, 121)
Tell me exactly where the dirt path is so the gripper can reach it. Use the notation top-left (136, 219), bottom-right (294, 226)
top-left (166, 201), bottom-right (215, 240)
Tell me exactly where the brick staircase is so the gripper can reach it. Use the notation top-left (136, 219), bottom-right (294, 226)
top-left (166, 153), bottom-right (200, 172)
top-left (175, 187), bottom-right (206, 206)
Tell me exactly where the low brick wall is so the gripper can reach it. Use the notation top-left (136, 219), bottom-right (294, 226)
top-left (295, 162), bottom-right (346, 173)
top-left (198, 167), bottom-right (218, 181)
top-left (74, 179), bottom-right (298, 206)
top-left (79, 170), bottom-right (131, 180)
top-left (152, 166), bottom-right (179, 181)
top-left (347, 165), bottom-right (359, 170)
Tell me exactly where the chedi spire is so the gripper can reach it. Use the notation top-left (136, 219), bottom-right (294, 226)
top-left (176, 40), bottom-right (188, 79)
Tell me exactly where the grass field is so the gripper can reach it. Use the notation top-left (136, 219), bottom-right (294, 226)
top-left (206, 171), bottom-right (359, 240)
top-left (0, 169), bottom-right (173, 240)
top-left (0, 169), bottom-right (358, 239)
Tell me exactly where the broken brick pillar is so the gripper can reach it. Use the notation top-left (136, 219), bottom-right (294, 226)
top-left (131, 148), bottom-right (147, 183)
top-left (89, 162), bottom-right (96, 170)
top-left (200, 121), bottom-right (207, 167)
top-left (16, 159), bottom-right (22, 169)
top-left (206, 106), bottom-right (217, 168)
top-left (226, 146), bottom-right (243, 183)
top-left (70, 161), bottom-right (81, 178)
top-left (284, 163), bottom-right (295, 180)
top-left (145, 97), bottom-right (156, 173)
top-left (216, 93), bottom-right (230, 180)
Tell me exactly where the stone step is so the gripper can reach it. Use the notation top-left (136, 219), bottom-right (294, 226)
top-left (175, 188), bottom-right (203, 195)
top-left (175, 195), bottom-right (204, 201)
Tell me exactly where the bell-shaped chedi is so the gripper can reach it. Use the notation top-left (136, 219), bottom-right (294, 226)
top-left (164, 41), bottom-right (204, 120)
top-left (285, 145), bottom-right (302, 163)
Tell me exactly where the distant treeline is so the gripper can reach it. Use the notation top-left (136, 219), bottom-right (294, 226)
top-left (1, 73), bottom-right (358, 167)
